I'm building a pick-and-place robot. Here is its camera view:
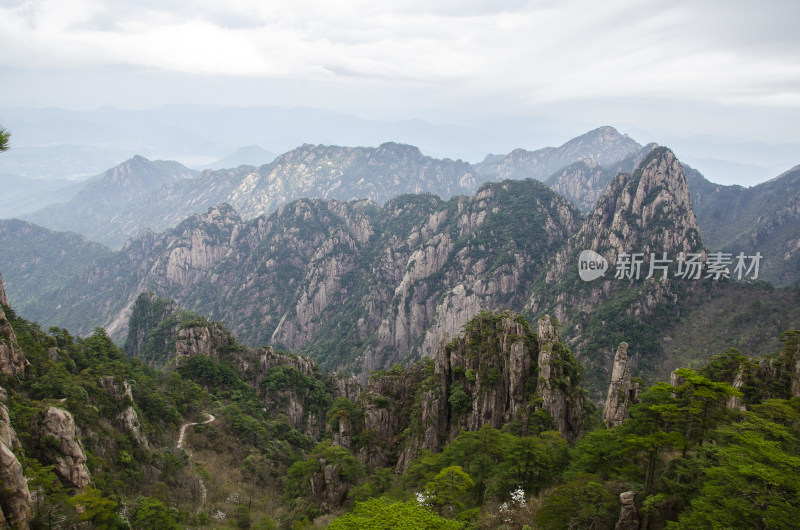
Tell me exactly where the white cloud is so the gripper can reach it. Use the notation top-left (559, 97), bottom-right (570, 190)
top-left (0, 0), bottom-right (798, 114)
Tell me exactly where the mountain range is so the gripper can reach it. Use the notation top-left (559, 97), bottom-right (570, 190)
top-left (20, 126), bottom-right (638, 248)
top-left (2, 114), bottom-right (800, 528)
top-left (3, 130), bottom-right (799, 398)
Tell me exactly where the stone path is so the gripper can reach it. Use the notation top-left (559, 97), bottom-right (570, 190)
top-left (177, 412), bottom-right (215, 449)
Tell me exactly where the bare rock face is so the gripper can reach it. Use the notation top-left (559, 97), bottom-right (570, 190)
top-left (536, 316), bottom-right (584, 439)
top-left (176, 324), bottom-right (231, 363)
top-left (98, 376), bottom-right (149, 448)
top-left (307, 459), bottom-right (350, 512)
top-left (0, 386), bottom-right (33, 529)
top-left (727, 366), bottom-right (747, 410)
top-left (527, 147), bottom-right (705, 396)
top-left (357, 311), bottom-right (588, 472)
top-left (615, 491), bottom-right (639, 530)
top-left (669, 370), bottom-right (685, 388)
top-left (0, 272), bottom-right (8, 307)
top-left (35, 407), bottom-right (91, 490)
top-left (0, 274), bottom-right (29, 375)
top-left (259, 348), bottom-right (349, 439)
top-left (791, 341), bottom-right (800, 399)
top-left (603, 343), bottom-right (639, 427)
top-left (124, 292), bottom-right (181, 364)
top-left (322, 464), bottom-right (348, 509)
top-left (358, 364), bottom-right (424, 470)
top-left (333, 374), bottom-right (361, 401)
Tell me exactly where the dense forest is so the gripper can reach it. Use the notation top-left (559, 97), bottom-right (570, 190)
top-left (1, 286), bottom-right (798, 529)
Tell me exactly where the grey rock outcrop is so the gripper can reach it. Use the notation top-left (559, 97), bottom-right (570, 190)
top-left (0, 386), bottom-right (33, 529)
top-left (98, 376), bottom-right (149, 448)
top-left (0, 273), bottom-right (29, 376)
top-left (727, 366), bottom-right (747, 410)
top-left (603, 343), bottom-right (638, 427)
top-left (307, 459), bottom-right (350, 512)
top-left (790, 339), bottom-right (800, 399)
top-left (0, 272), bottom-right (8, 307)
top-left (536, 316), bottom-right (584, 439)
top-left (528, 146), bottom-right (706, 397)
top-left (352, 311), bottom-right (588, 472)
top-left (615, 491), bottom-right (639, 530)
top-left (669, 370), bottom-right (685, 389)
top-left (35, 407), bottom-right (91, 490)
top-left (176, 323), bottom-right (232, 363)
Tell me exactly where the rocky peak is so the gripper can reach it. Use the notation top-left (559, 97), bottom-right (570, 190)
top-left (530, 146), bottom-right (704, 314)
top-left (0, 276), bottom-right (29, 376)
top-left (536, 315), bottom-right (585, 439)
top-left (355, 312), bottom-right (588, 472)
top-left (0, 386), bottom-right (33, 529)
top-left (475, 126), bottom-right (641, 182)
top-left (584, 146), bottom-right (703, 263)
top-left (100, 155), bottom-right (195, 190)
top-left (556, 126), bottom-right (642, 167)
top-left (0, 272), bottom-right (8, 307)
top-left (35, 407), bottom-right (91, 490)
top-left (98, 376), bottom-right (149, 448)
top-left (603, 342), bottom-right (639, 427)
top-left (374, 142), bottom-right (425, 161)
top-left (526, 146), bottom-right (708, 398)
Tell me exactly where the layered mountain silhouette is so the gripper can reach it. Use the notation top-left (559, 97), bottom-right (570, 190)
top-left (18, 127), bottom-right (641, 249)
top-left (3, 138), bottom-right (798, 397)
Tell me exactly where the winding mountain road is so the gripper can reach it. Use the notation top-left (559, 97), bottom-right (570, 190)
top-left (177, 412), bottom-right (215, 449)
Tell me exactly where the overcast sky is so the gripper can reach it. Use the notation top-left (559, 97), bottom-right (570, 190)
top-left (1, 0), bottom-right (799, 149)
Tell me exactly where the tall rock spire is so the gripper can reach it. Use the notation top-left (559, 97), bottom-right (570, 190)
top-left (0, 273), bottom-right (28, 375)
top-left (603, 342), bottom-right (638, 427)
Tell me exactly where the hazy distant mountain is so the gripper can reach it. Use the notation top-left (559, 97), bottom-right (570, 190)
top-left (687, 164), bottom-right (800, 285)
top-left (21, 142), bottom-right (480, 248)
top-left (543, 144), bottom-right (657, 212)
top-left (204, 145), bottom-right (277, 169)
top-left (475, 126), bottom-right (642, 182)
top-left (18, 128), bottom-right (645, 249)
top-left (23, 156), bottom-right (197, 248)
top-left (0, 219), bottom-right (112, 308)
top-left (0, 105), bottom-right (587, 180)
top-left (0, 174), bottom-right (85, 218)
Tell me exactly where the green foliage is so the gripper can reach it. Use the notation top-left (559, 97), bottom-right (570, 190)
top-left (404, 425), bottom-right (567, 508)
top-left (260, 363), bottom-right (335, 417)
top-left (235, 504), bottom-right (253, 529)
top-left (68, 488), bottom-right (120, 529)
top-left (534, 474), bottom-right (618, 530)
top-left (424, 466), bottom-right (475, 516)
top-left (0, 126), bottom-right (10, 151)
top-left (448, 384), bottom-right (471, 414)
top-left (351, 467), bottom-right (396, 502)
top-left (328, 498), bottom-right (465, 529)
top-left (284, 441), bottom-right (365, 507)
top-left (671, 400), bottom-right (800, 529)
top-left (133, 497), bottom-right (180, 529)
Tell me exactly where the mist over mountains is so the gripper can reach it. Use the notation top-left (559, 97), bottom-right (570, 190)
top-left (18, 126), bottom-right (636, 248)
top-left (1, 105), bottom-right (796, 186)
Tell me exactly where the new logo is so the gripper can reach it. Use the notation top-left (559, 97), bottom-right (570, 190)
top-left (578, 250), bottom-right (608, 281)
